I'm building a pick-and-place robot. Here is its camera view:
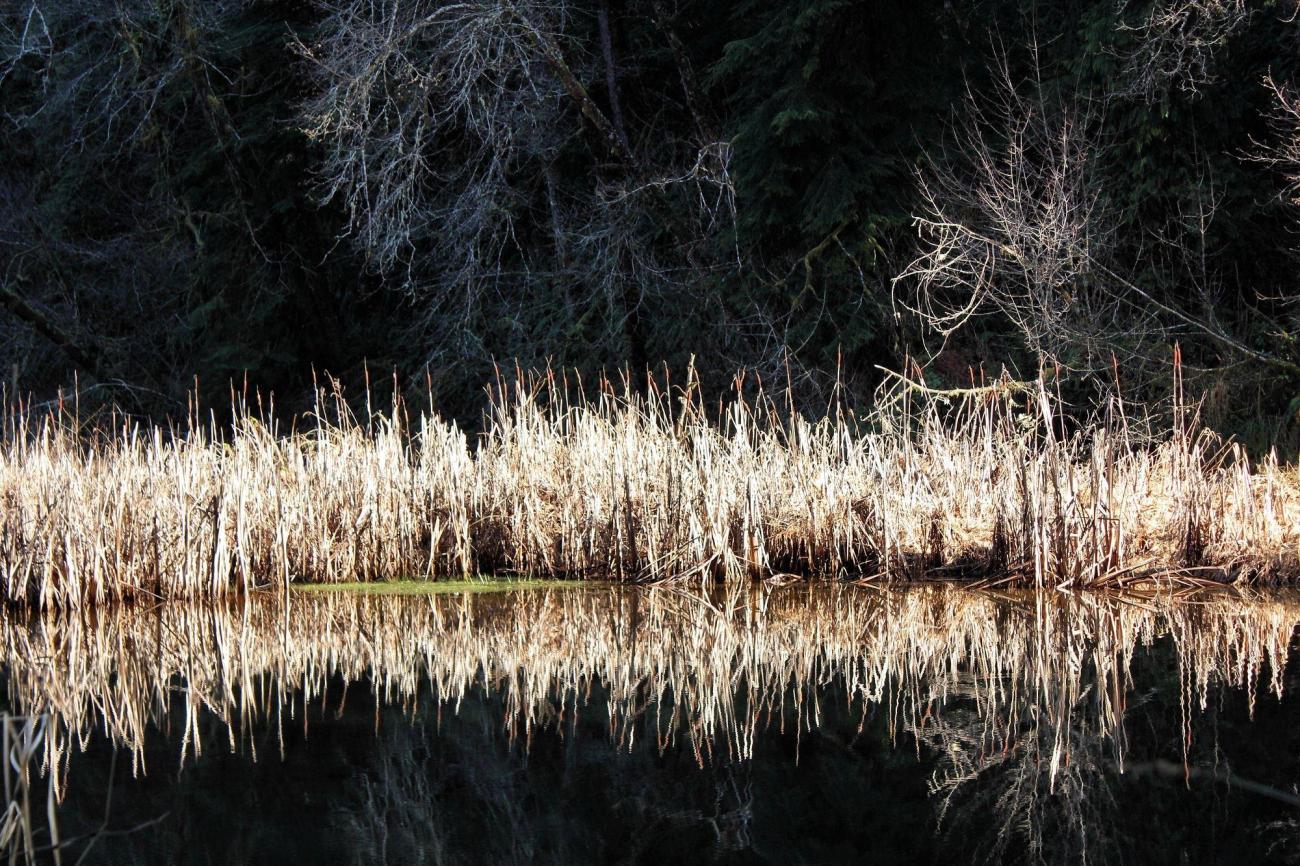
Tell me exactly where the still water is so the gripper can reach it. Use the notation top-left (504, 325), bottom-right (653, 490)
top-left (4, 584), bottom-right (1300, 865)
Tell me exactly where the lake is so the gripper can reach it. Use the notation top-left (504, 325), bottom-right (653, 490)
top-left (4, 583), bottom-right (1300, 864)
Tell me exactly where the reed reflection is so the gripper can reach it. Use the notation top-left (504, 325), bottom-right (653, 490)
top-left (4, 585), bottom-right (1295, 767)
top-left (2, 584), bottom-right (1298, 863)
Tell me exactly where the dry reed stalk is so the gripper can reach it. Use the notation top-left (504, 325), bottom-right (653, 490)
top-left (0, 713), bottom-right (58, 866)
top-left (0, 371), bottom-right (1297, 607)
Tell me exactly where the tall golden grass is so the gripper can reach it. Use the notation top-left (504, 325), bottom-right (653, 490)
top-left (1, 370), bottom-right (1298, 607)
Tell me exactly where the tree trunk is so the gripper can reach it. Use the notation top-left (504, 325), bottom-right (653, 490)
top-left (0, 281), bottom-right (111, 381)
top-left (597, 0), bottom-right (632, 156)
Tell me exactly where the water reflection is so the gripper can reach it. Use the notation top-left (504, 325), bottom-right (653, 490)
top-left (3, 584), bottom-right (1300, 864)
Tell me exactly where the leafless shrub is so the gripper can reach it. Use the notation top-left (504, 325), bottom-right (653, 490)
top-left (894, 57), bottom-right (1145, 373)
top-left (1243, 73), bottom-right (1300, 350)
top-left (1261, 73), bottom-right (1300, 207)
top-left (897, 49), bottom-right (1300, 385)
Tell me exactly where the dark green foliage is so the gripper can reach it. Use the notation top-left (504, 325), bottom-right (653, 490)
top-left (703, 0), bottom-right (960, 383)
top-left (709, 0), bottom-right (948, 247)
top-left (0, 1), bottom-right (396, 416)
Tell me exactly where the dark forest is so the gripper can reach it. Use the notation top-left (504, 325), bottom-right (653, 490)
top-left (2, 1), bottom-right (1298, 441)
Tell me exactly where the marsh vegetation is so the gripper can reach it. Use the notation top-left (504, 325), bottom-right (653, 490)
top-left (1, 369), bottom-right (1297, 609)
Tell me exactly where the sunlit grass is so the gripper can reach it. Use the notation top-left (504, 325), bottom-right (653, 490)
top-left (1, 368), bottom-right (1297, 608)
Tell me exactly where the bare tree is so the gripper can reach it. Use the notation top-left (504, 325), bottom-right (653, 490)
top-left (894, 55), bottom-right (1144, 374)
top-left (895, 48), bottom-right (1300, 386)
top-left (0, 0), bottom-right (260, 405)
top-left (296, 0), bottom-right (574, 275)
top-left (1262, 73), bottom-right (1300, 208)
top-left (1, 0), bottom-right (253, 157)
top-left (296, 0), bottom-right (753, 395)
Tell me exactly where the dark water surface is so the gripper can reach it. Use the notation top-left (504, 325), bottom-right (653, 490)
top-left (5, 584), bottom-right (1300, 865)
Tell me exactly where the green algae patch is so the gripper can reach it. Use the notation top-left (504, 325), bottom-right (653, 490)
top-left (292, 578), bottom-right (598, 596)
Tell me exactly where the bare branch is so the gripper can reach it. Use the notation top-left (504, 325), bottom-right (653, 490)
top-left (1260, 73), bottom-right (1300, 208)
top-left (895, 46), bottom-right (1300, 383)
top-left (1113, 0), bottom-right (1250, 103)
top-left (894, 56), bottom-right (1130, 372)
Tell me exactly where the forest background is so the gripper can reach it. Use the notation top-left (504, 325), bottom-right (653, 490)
top-left (2, 0), bottom-right (1299, 447)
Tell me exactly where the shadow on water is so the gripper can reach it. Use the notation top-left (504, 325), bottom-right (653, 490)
top-left (5, 584), bottom-right (1300, 864)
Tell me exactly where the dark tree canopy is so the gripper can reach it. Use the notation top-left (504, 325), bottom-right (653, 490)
top-left (1, 0), bottom-right (1298, 441)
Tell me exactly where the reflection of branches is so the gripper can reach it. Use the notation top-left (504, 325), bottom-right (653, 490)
top-left (915, 682), bottom-right (1123, 866)
top-left (1128, 758), bottom-right (1300, 807)
top-left (615, 770), bottom-right (754, 860)
top-left (338, 686), bottom-right (755, 864)
top-left (340, 720), bottom-right (451, 866)
top-left (907, 593), bottom-right (1137, 865)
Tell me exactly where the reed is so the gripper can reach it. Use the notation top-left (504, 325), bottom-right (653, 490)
top-left (1, 370), bottom-right (1298, 607)
top-left (0, 713), bottom-right (58, 866)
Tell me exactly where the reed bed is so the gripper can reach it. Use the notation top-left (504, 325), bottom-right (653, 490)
top-left (2, 372), bottom-right (1298, 607)
top-left (2, 585), bottom-right (1295, 789)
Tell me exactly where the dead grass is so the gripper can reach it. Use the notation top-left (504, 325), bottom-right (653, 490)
top-left (1, 369), bottom-right (1297, 607)
top-left (0, 713), bottom-right (56, 865)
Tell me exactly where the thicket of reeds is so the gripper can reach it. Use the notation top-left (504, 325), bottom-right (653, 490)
top-left (2, 367), bottom-right (1298, 607)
